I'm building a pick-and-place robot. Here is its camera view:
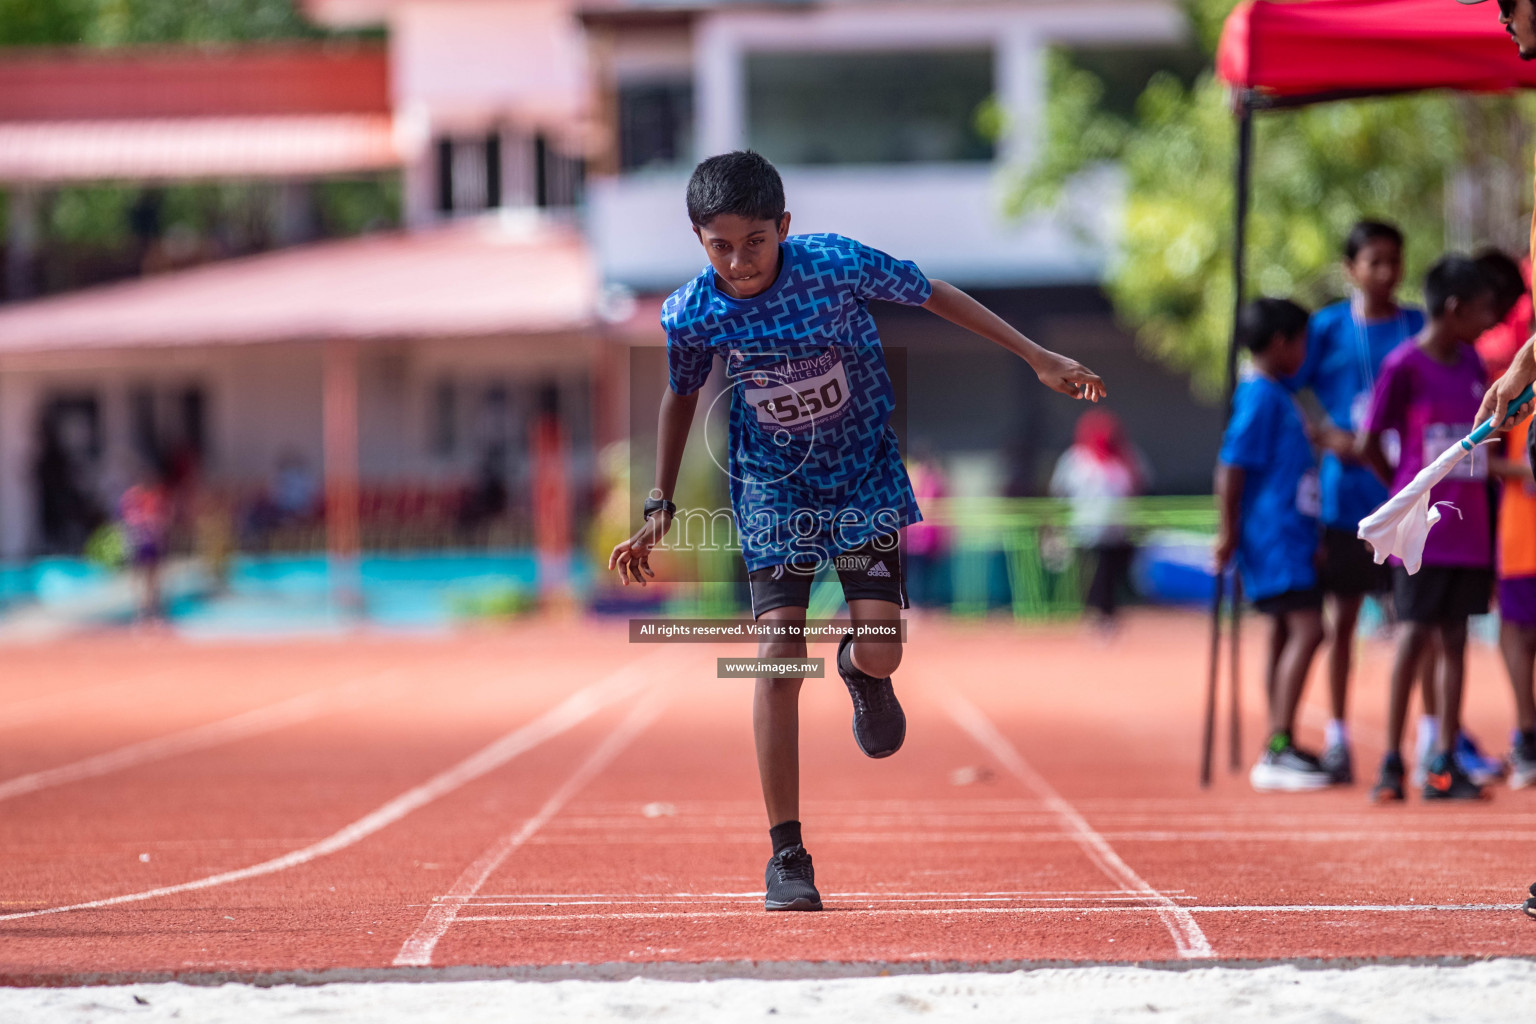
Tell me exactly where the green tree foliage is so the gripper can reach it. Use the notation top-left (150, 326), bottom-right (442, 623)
top-left (1, 0), bottom-right (397, 297)
top-left (1014, 0), bottom-right (1536, 399)
top-left (0, 0), bottom-right (324, 46)
top-left (0, 0), bottom-right (94, 46)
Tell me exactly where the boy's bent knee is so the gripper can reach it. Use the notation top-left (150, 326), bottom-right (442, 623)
top-left (759, 639), bottom-right (808, 662)
top-left (853, 639), bottom-right (902, 679)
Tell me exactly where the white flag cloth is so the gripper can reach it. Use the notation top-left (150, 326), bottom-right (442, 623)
top-left (1356, 441), bottom-right (1473, 575)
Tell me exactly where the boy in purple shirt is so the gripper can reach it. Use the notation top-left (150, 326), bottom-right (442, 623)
top-left (1358, 254), bottom-right (1501, 802)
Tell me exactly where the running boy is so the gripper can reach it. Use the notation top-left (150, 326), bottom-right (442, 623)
top-left (608, 151), bottom-right (1105, 911)
top-left (1358, 254), bottom-right (1501, 802)
top-left (1216, 298), bottom-right (1332, 793)
top-left (1290, 221), bottom-right (1423, 785)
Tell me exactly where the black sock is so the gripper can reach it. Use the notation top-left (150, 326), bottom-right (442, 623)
top-left (769, 820), bottom-right (803, 856)
top-left (1521, 729), bottom-right (1536, 754)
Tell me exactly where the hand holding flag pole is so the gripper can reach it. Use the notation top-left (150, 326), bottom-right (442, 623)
top-left (1357, 383), bottom-right (1536, 574)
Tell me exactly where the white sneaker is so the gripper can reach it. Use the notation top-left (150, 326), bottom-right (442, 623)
top-left (1510, 741), bottom-right (1536, 790)
top-left (1250, 746), bottom-right (1332, 792)
top-left (1412, 727), bottom-right (1436, 788)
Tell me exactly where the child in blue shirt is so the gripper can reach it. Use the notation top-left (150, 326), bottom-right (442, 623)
top-left (608, 151), bottom-right (1105, 911)
top-left (1290, 221), bottom-right (1424, 785)
top-left (1216, 298), bottom-right (1331, 793)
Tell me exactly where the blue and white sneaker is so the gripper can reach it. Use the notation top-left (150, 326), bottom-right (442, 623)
top-left (1509, 731), bottom-right (1536, 791)
top-left (1455, 732), bottom-right (1506, 787)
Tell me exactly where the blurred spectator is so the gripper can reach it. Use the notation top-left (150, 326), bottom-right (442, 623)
top-left (120, 464), bottom-right (170, 622)
top-left (243, 450), bottom-right (320, 548)
top-left (458, 445), bottom-right (510, 541)
top-left (1473, 250), bottom-right (1530, 380)
top-left (1049, 410), bottom-right (1149, 626)
top-left (905, 449), bottom-right (952, 608)
top-left (33, 407), bottom-right (104, 553)
top-left (194, 490), bottom-right (235, 593)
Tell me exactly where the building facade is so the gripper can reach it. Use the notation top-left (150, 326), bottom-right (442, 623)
top-left (0, 0), bottom-right (1219, 561)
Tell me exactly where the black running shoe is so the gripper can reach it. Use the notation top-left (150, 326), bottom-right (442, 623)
top-left (764, 845), bottom-right (822, 912)
top-left (1422, 752), bottom-right (1490, 801)
top-left (837, 632), bottom-right (906, 758)
top-left (1321, 743), bottom-right (1354, 785)
top-left (1371, 752), bottom-right (1405, 803)
top-left (1525, 882), bottom-right (1536, 920)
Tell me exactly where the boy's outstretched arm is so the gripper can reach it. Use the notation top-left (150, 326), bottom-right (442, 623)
top-left (922, 280), bottom-right (1106, 401)
top-left (608, 386), bottom-right (699, 586)
top-left (1213, 463), bottom-right (1243, 570)
top-left (1354, 430), bottom-right (1392, 488)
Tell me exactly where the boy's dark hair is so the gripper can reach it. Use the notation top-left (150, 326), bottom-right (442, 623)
top-left (1344, 220), bottom-right (1405, 261)
top-left (1423, 254), bottom-right (1493, 318)
top-left (686, 151), bottom-right (785, 227)
top-left (1236, 297), bottom-right (1309, 354)
top-left (1474, 247), bottom-right (1525, 322)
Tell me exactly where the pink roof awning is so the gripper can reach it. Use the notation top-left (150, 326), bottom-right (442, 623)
top-left (0, 220), bottom-right (601, 354)
top-left (0, 115), bottom-right (400, 183)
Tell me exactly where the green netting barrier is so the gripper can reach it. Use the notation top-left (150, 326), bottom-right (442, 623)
top-left (656, 496), bottom-right (1219, 621)
top-left (924, 496), bottom-right (1219, 620)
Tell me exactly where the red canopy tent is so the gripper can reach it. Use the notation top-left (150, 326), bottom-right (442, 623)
top-left (1197, 0), bottom-right (1533, 783)
top-left (1219, 0), bottom-right (1536, 106)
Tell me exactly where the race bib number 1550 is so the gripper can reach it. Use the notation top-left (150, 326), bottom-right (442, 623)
top-left (744, 359), bottom-right (852, 431)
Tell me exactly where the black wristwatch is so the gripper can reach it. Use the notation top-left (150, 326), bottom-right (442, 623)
top-left (643, 497), bottom-right (677, 521)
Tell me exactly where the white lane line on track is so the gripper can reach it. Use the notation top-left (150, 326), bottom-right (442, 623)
top-left (0, 654), bottom-right (660, 924)
top-left (454, 903), bottom-right (1519, 923)
top-left (453, 896), bottom-right (1199, 907)
top-left (460, 889), bottom-right (1189, 899)
top-left (393, 689), bottom-right (669, 967)
top-left (0, 673), bottom-right (405, 804)
top-left (511, 830), bottom-right (1536, 845)
top-left (943, 691), bottom-right (1215, 960)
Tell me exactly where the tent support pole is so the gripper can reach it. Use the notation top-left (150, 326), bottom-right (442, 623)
top-left (1204, 98), bottom-right (1254, 787)
top-left (1226, 106), bottom-right (1253, 775)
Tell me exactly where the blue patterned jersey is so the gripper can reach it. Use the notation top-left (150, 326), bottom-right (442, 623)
top-left (662, 233), bottom-right (933, 571)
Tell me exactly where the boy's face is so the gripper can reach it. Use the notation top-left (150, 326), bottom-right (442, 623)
top-left (1444, 291), bottom-right (1501, 344)
top-left (693, 212), bottom-right (791, 299)
top-left (1344, 239), bottom-right (1403, 307)
top-left (1270, 329), bottom-right (1308, 378)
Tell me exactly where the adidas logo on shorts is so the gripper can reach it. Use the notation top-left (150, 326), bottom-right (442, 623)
top-left (866, 560), bottom-right (891, 578)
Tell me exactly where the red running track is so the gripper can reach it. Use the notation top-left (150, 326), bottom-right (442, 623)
top-left (2, 610), bottom-right (1534, 984)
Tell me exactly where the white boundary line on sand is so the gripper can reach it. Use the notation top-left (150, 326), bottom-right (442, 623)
top-left (0, 656), bottom-right (660, 924)
top-left (0, 674), bottom-right (404, 804)
top-left (943, 691), bottom-right (1215, 960)
top-left (393, 690), bottom-right (670, 967)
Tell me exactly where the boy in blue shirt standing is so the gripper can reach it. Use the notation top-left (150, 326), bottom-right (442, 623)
top-left (1216, 298), bottom-right (1332, 792)
top-left (1291, 222), bottom-right (1424, 785)
top-left (608, 151), bottom-right (1105, 911)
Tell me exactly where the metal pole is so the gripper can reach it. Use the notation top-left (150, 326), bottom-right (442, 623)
top-left (1227, 104), bottom-right (1254, 412)
top-left (1204, 98), bottom-right (1254, 786)
top-left (1201, 569), bottom-right (1224, 788)
top-left (1226, 104), bottom-right (1253, 775)
top-left (1228, 574), bottom-right (1243, 772)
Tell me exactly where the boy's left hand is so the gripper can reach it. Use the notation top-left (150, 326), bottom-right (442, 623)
top-left (1034, 352), bottom-right (1106, 402)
